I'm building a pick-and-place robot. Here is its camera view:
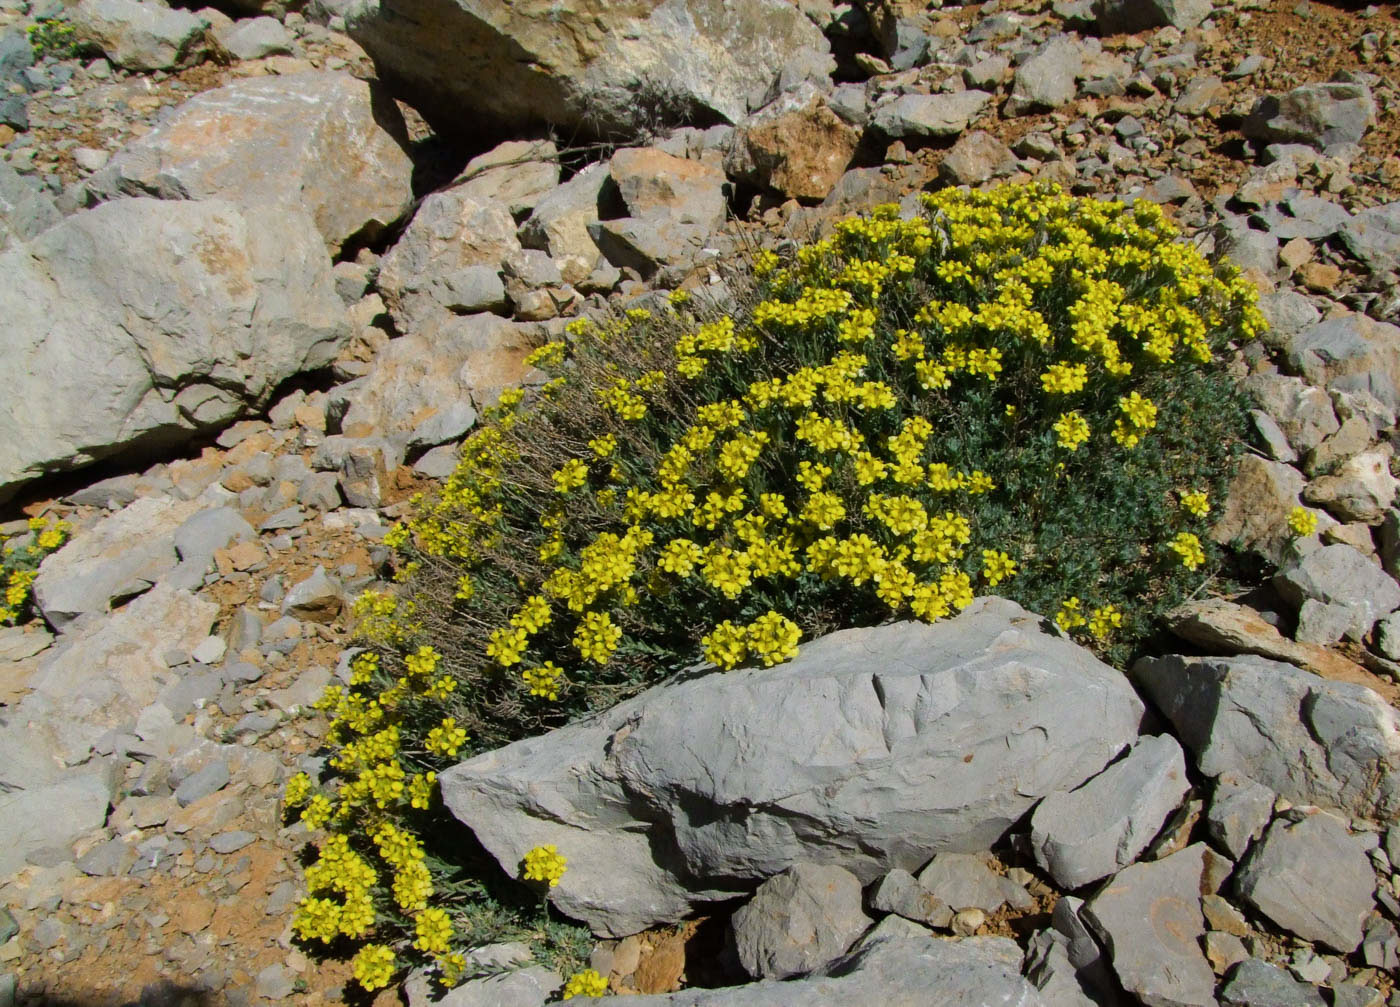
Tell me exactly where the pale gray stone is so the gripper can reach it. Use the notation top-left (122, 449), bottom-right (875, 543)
top-left (613, 935), bottom-right (1044, 1006)
top-left (210, 830), bottom-right (255, 854)
top-left (413, 444), bottom-right (460, 480)
top-left (517, 161), bottom-right (609, 286)
top-left (1304, 450), bottom-right (1398, 524)
top-left (0, 760), bottom-right (117, 876)
top-left (1031, 735), bottom-right (1191, 889)
top-left (281, 566), bottom-right (341, 623)
top-left (916, 854), bottom-right (1032, 914)
top-left (34, 496), bottom-right (199, 630)
top-left (869, 868), bottom-right (952, 927)
top-left (1340, 202), bottom-right (1400, 274)
top-left (1244, 82), bottom-right (1377, 150)
top-left (1219, 959), bottom-right (1325, 1007)
top-left (174, 759), bottom-right (229, 806)
top-left (731, 862), bottom-right (872, 979)
top-left (1210, 455), bottom-right (1307, 565)
top-left (407, 401), bottom-right (477, 453)
top-left (1273, 543), bottom-right (1400, 642)
top-left (0, 199), bottom-right (349, 504)
top-left (344, 0), bottom-right (831, 137)
top-left (88, 72), bottom-right (413, 255)
top-left (1006, 36), bottom-right (1083, 115)
top-left (441, 598), bottom-right (1144, 937)
top-left (454, 140), bottom-right (560, 218)
top-left (1286, 314), bottom-right (1400, 414)
top-left (71, 0), bottom-right (208, 70)
top-left (1242, 373), bottom-right (1339, 457)
top-left (0, 163), bottom-right (60, 251)
top-left (1093, 0), bottom-right (1211, 32)
top-left (1235, 812), bottom-right (1374, 952)
top-left (213, 15), bottom-right (293, 60)
top-left (1206, 773), bottom-right (1275, 860)
top-left (1132, 653), bottom-right (1400, 820)
top-left (871, 91), bottom-right (992, 139)
top-left (0, 624), bottom-right (51, 662)
top-left (1081, 844), bottom-right (1216, 1007)
top-left (1257, 289), bottom-right (1321, 350)
top-left (938, 130), bottom-right (1017, 186)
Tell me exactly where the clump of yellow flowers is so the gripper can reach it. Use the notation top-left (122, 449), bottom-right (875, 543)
top-left (0, 516), bottom-right (71, 624)
top-left (288, 182), bottom-right (1258, 994)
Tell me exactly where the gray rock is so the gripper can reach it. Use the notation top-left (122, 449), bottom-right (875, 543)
top-left (1304, 450), bottom-right (1397, 524)
top-left (916, 854), bottom-right (1032, 914)
top-left (1257, 289), bottom-right (1321, 350)
top-left (1006, 36), bottom-right (1083, 116)
top-left (1081, 844), bottom-right (1217, 1007)
top-left (612, 934), bottom-right (1044, 1006)
top-left (88, 72), bottom-right (413, 254)
top-left (441, 598), bottom-right (1144, 937)
top-left (170, 506), bottom-right (256, 586)
top-left (1206, 773), bottom-right (1275, 861)
top-left (1024, 928), bottom-right (1098, 1007)
top-left (731, 862), bottom-right (872, 980)
top-left (345, 0), bottom-right (830, 138)
top-left (1244, 82), bottom-right (1377, 150)
top-left (0, 760), bottom-right (117, 877)
top-left (77, 836), bottom-right (136, 877)
top-left (1286, 315), bottom-right (1400, 415)
top-left (212, 16), bottom-right (293, 61)
top-left (518, 162), bottom-right (609, 287)
top-left (376, 190), bottom-right (520, 331)
top-left (280, 566), bottom-right (341, 623)
top-left (964, 55), bottom-right (1010, 92)
top-left (174, 759), bottom-right (230, 807)
top-left (337, 441), bottom-right (392, 509)
top-left (1236, 812), bottom-right (1374, 952)
top-left (868, 868), bottom-right (951, 927)
top-left (938, 130), bottom-right (1017, 186)
top-left (1277, 193), bottom-right (1353, 242)
top-left (259, 507), bottom-right (305, 532)
top-left (0, 971), bottom-right (15, 1006)
top-left (0, 906), bottom-right (13, 943)
top-left (0, 198), bottom-right (349, 504)
top-left (1093, 0), bottom-right (1211, 32)
top-left (71, 0), bottom-right (208, 71)
top-left (1340, 202), bottom-right (1400, 274)
top-left (871, 91), bottom-right (992, 139)
top-left (1133, 653), bottom-right (1400, 820)
top-left (255, 964), bottom-right (294, 1001)
top-left (1031, 734), bottom-right (1191, 889)
top-left (1273, 543), bottom-right (1400, 643)
top-left (454, 140), bottom-right (561, 218)
top-left (0, 624), bottom-right (51, 666)
top-left (407, 401), bottom-right (477, 453)
top-left (1219, 959), bottom-right (1326, 1007)
top-left (1210, 455), bottom-right (1307, 565)
top-left (210, 830), bottom-right (255, 854)
top-left (33, 496), bottom-right (200, 630)
top-left (416, 966), bottom-right (561, 1007)
top-left (1241, 373), bottom-right (1339, 457)
top-left (297, 471), bottom-right (342, 512)
top-left (413, 444), bottom-right (460, 480)
top-left (0, 163), bottom-right (60, 251)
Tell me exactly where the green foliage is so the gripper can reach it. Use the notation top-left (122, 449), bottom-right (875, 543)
top-left (286, 181), bottom-right (1262, 994)
top-left (1, 517), bottom-right (70, 625)
top-left (26, 19), bottom-right (78, 61)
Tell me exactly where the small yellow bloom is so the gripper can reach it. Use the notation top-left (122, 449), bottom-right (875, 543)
top-left (562, 969), bottom-right (609, 999)
top-left (1288, 506), bottom-right (1317, 537)
top-left (522, 844), bottom-right (568, 887)
top-left (1180, 490), bottom-right (1210, 519)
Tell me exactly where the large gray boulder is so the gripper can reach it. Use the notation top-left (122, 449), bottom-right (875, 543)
top-left (441, 598), bottom-right (1145, 937)
top-left (1340, 202), bottom-right (1400, 274)
top-left (730, 862), bottom-right (872, 980)
top-left (1092, 0), bottom-right (1212, 32)
top-left (1080, 844), bottom-right (1217, 1007)
top-left (32, 495), bottom-right (202, 631)
top-left (70, 0), bottom-right (208, 71)
top-left (87, 73), bottom-right (414, 254)
top-left (343, 0), bottom-right (831, 138)
top-left (0, 198), bottom-right (348, 503)
top-left (870, 91), bottom-right (992, 139)
top-left (1030, 734), bottom-right (1191, 889)
top-left (1243, 82), bottom-right (1377, 150)
top-left (613, 935), bottom-right (1045, 1006)
top-left (1272, 543), bottom-right (1400, 644)
top-left (1285, 314), bottom-right (1400, 415)
top-left (0, 163), bottom-right (61, 250)
top-left (1234, 812), bottom-right (1375, 953)
top-left (1131, 653), bottom-right (1400, 821)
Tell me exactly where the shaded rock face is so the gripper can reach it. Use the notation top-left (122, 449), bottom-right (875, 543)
top-left (1131, 653), bottom-right (1400, 821)
top-left (441, 597), bottom-right (1144, 937)
top-left (0, 198), bottom-right (348, 504)
top-left (86, 72), bottom-right (415, 254)
top-left (344, 0), bottom-right (831, 139)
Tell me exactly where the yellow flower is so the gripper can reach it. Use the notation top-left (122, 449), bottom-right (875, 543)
top-left (522, 844), bottom-right (568, 887)
top-left (351, 944), bottom-right (395, 992)
top-left (1167, 532), bottom-right (1205, 571)
top-left (1288, 506), bottom-right (1317, 537)
top-left (1089, 604), bottom-right (1122, 641)
top-left (522, 661), bottom-right (564, 700)
top-left (425, 717), bottom-right (468, 758)
top-left (1180, 490), bottom-right (1209, 519)
top-left (552, 458), bottom-right (589, 493)
top-left (1055, 597), bottom-right (1087, 632)
top-left (1053, 411), bottom-right (1091, 451)
top-left (562, 969), bottom-right (609, 999)
top-left (746, 611), bottom-right (801, 667)
top-left (413, 907), bottom-right (453, 955)
top-left (981, 549), bottom-right (1017, 587)
top-left (702, 620), bottom-right (749, 670)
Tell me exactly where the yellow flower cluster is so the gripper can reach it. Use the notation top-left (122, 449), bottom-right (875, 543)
top-left (1288, 505), bottom-right (1317, 537)
top-left (701, 611), bottom-right (802, 670)
top-left (0, 517), bottom-right (71, 624)
top-left (351, 944), bottom-right (395, 992)
top-left (522, 844), bottom-right (568, 887)
top-left (562, 969), bottom-right (609, 999)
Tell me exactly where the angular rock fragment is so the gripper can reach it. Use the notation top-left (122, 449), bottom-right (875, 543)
top-left (731, 862), bottom-right (872, 980)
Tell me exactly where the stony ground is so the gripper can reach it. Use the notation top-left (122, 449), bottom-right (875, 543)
top-left (3, 0), bottom-right (1400, 1005)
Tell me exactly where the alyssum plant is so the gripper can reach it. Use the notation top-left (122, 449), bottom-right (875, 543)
top-left (283, 181), bottom-right (1261, 995)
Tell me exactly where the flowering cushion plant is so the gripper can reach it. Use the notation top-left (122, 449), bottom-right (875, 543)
top-left (287, 182), bottom-right (1259, 992)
